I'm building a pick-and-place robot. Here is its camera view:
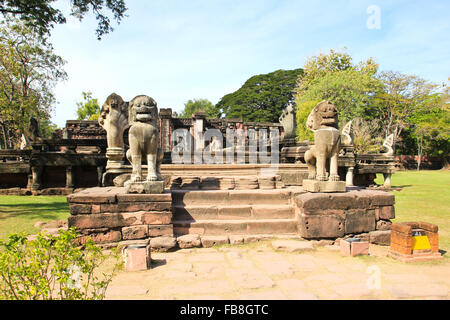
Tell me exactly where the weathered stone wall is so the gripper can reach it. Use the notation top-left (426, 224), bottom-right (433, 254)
top-left (295, 189), bottom-right (395, 239)
top-left (67, 187), bottom-right (173, 245)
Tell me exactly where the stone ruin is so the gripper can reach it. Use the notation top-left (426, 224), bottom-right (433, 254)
top-left (63, 97), bottom-right (398, 253)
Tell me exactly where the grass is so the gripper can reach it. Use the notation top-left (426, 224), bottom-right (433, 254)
top-left (375, 169), bottom-right (450, 253)
top-left (0, 195), bottom-right (69, 240)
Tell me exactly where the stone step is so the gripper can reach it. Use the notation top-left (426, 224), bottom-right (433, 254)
top-left (173, 204), bottom-right (296, 220)
top-left (171, 189), bottom-right (292, 206)
top-left (172, 218), bottom-right (298, 236)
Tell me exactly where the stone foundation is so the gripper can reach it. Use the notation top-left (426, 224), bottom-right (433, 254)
top-left (67, 187), bottom-right (173, 245)
top-left (67, 186), bottom-right (397, 250)
top-left (295, 189), bottom-right (395, 239)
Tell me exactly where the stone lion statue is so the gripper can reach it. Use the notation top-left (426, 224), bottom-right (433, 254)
top-left (126, 95), bottom-right (163, 182)
top-left (304, 100), bottom-right (341, 182)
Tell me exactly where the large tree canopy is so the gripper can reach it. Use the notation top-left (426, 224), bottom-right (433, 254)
top-left (214, 68), bottom-right (303, 123)
top-left (0, 0), bottom-right (128, 39)
top-left (0, 17), bottom-right (66, 148)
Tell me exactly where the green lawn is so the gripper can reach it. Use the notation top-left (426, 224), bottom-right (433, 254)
top-left (375, 170), bottom-right (450, 252)
top-left (0, 195), bottom-right (69, 240)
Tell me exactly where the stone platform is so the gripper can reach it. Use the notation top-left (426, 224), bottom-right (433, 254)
top-left (67, 186), bottom-right (396, 249)
top-left (67, 187), bottom-right (173, 244)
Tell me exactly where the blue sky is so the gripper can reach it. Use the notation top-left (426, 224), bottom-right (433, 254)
top-left (49, 0), bottom-right (450, 127)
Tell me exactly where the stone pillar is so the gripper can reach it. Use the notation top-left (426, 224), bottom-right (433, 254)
top-left (193, 111), bottom-right (205, 164)
top-left (346, 167), bottom-right (354, 186)
top-left (31, 166), bottom-right (43, 190)
top-left (159, 108), bottom-right (173, 153)
top-left (66, 166), bottom-right (74, 188)
top-left (105, 147), bottom-right (125, 169)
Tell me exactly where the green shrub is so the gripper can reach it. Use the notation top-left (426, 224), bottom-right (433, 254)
top-left (0, 228), bottom-right (123, 300)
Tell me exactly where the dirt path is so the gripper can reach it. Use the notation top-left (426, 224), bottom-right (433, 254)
top-left (104, 240), bottom-right (450, 300)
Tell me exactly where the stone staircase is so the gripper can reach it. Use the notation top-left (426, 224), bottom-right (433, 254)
top-left (171, 188), bottom-right (302, 236)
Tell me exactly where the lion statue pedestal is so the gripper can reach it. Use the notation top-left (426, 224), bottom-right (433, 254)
top-left (302, 100), bottom-right (346, 193)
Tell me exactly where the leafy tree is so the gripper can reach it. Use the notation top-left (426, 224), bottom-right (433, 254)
top-left (76, 91), bottom-right (101, 120)
top-left (0, 17), bottom-right (67, 148)
top-left (179, 98), bottom-right (216, 118)
top-left (408, 80), bottom-right (450, 168)
top-left (0, 0), bottom-right (128, 40)
top-left (214, 68), bottom-right (303, 123)
top-left (374, 71), bottom-right (441, 151)
top-left (295, 48), bottom-right (382, 126)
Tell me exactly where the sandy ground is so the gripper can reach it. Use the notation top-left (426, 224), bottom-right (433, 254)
top-left (102, 240), bottom-right (450, 300)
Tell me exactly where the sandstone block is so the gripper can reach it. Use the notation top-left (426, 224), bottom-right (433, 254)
top-left (150, 236), bottom-right (177, 252)
top-left (69, 203), bottom-right (91, 215)
top-left (377, 206), bottom-right (395, 220)
top-left (228, 235), bottom-right (244, 245)
top-left (247, 220), bottom-right (297, 234)
top-left (148, 224), bottom-right (173, 237)
top-left (125, 180), bottom-right (164, 194)
top-left (376, 219), bottom-right (392, 230)
top-left (299, 214), bottom-right (345, 239)
top-left (218, 205), bottom-right (251, 219)
top-left (101, 201), bottom-right (172, 213)
top-left (295, 192), bottom-right (356, 210)
top-left (122, 225), bottom-right (148, 240)
top-left (68, 213), bottom-right (124, 230)
top-left (173, 205), bottom-right (218, 220)
top-left (177, 234), bottom-right (202, 248)
top-left (251, 205), bottom-right (294, 219)
top-left (345, 210), bottom-right (376, 234)
top-left (201, 235), bottom-right (229, 247)
top-left (67, 188), bottom-right (117, 204)
top-left (116, 193), bottom-right (171, 203)
top-left (369, 230), bottom-right (391, 246)
top-left (302, 179), bottom-right (346, 193)
top-left (76, 230), bottom-right (122, 245)
top-left (141, 211), bottom-right (172, 225)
